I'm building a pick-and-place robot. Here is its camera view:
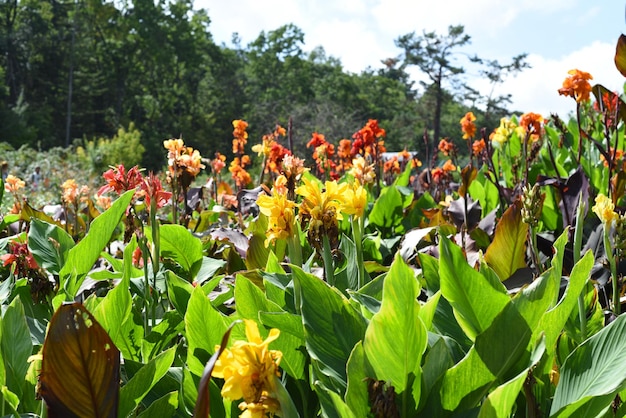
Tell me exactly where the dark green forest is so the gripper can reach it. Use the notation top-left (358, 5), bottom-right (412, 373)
top-left (0, 0), bottom-right (530, 169)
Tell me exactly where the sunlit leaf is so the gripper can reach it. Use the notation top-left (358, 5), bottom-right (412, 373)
top-left (158, 224), bottom-right (204, 276)
top-left (184, 286), bottom-right (228, 376)
top-left (364, 254), bottom-right (427, 398)
top-left (118, 347), bottom-right (176, 417)
top-left (193, 321), bottom-right (239, 418)
top-left (39, 303), bottom-right (120, 418)
top-left (484, 199), bottom-right (528, 281)
top-left (293, 266), bottom-right (367, 390)
top-left (1, 297), bottom-right (32, 399)
top-left (60, 190), bottom-right (134, 298)
top-left (28, 219), bottom-right (75, 275)
top-left (551, 313), bottom-right (626, 416)
top-left (439, 235), bottom-right (509, 341)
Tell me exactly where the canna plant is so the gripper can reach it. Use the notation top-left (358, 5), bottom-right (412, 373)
top-left (3, 35), bottom-right (626, 418)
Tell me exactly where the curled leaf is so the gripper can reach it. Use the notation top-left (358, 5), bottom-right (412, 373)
top-left (39, 302), bottom-right (120, 418)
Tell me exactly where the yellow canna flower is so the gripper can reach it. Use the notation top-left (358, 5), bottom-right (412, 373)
top-left (212, 320), bottom-right (282, 414)
top-left (296, 177), bottom-right (348, 251)
top-left (256, 191), bottom-right (297, 246)
top-left (342, 181), bottom-right (367, 219)
top-left (593, 193), bottom-right (618, 225)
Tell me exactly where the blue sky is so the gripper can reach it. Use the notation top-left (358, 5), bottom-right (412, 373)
top-left (198, 0), bottom-right (625, 119)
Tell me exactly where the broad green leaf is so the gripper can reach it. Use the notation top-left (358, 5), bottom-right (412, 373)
top-left (158, 224), bottom-right (203, 276)
top-left (166, 270), bottom-right (195, 315)
top-left (28, 219), bottom-right (75, 275)
top-left (39, 303), bottom-right (120, 418)
top-left (0, 386), bottom-right (19, 415)
top-left (60, 190), bottom-right (134, 297)
top-left (369, 186), bottom-right (404, 231)
top-left (440, 301), bottom-right (526, 412)
top-left (549, 229), bottom-right (569, 307)
top-left (195, 256), bottom-right (226, 285)
top-left (441, 272), bottom-right (553, 412)
top-left (92, 273), bottom-right (142, 362)
top-left (550, 313), bottom-right (626, 416)
top-left (184, 286), bottom-right (228, 376)
top-left (484, 200), bottom-right (528, 281)
top-left (335, 234), bottom-right (359, 292)
top-left (193, 321), bottom-right (238, 418)
top-left (364, 254), bottom-right (427, 400)
top-left (345, 342), bottom-right (373, 418)
top-left (418, 252), bottom-right (440, 293)
top-left (439, 235), bottom-right (509, 341)
top-left (327, 391), bottom-right (358, 418)
top-left (478, 339), bottom-right (546, 418)
top-left (1, 298), bottom-right (31, 399)
top-left (293, 266), bottom-right (367, 390)
top-left (419, 291), bottom-right (441, 331)
top-left (136, 391), bottom-right (178, 418)
top-left (118, 347), bottom-right (176, 417)
top-left (537, 251), bottom-right (594, 356)
top-left (615, 34), bottom-right (626, 77)
top-left (141, 311), bottom-right (184, 362)
top-left (235, 275), bottom-right (305, 380)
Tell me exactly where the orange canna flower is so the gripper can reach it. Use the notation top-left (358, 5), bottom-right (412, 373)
top-left (438, 139), bottom-right (455, 156)
top-left (472, 139), bottom-right (486, 157)
top-left (4, 175), bottom-right (25, 193)
top-left (519, 112), bottom-right (544, 139)
top-left (460, 112), bottom-right (477, 139)
top-left (558, 69), bottom-right (593, 103)
top-left (442, 159), bottom-right (456, 173)
top-left (61, 179), bottom-right (80, 205)
top-left (431, 167), bottom-right (444, 183)
top-left (232, 120), bottom-right (249, 155)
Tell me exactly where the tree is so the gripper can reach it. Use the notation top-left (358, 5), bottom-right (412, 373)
top-left (396, 25), bottom-right (470, 148)
top-left (395, 25), bottom-right (530, 153)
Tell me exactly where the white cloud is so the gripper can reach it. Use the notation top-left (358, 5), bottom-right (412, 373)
top-left (198, 0), bottom-right (624, 119)
top-left (494, 41), bottom-right (625, 118)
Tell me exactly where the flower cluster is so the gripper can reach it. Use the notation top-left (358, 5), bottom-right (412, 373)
top-left (519, 112), bottom-right (544, 141)
top-left (232, 120), bottom-right (249, 155)
top-left (307, 133), bottom-right (337, 179)
top-left (257, 181), bottom-right (297, 246)
top-left (593, 193), bottom-right (618, 226)
top-left (438, 139), bottom-right (456, 157)
top-left (213, 320), bottom-right (283, 418)
top-left (297, 178), bottom-right (348, 252)
top-left (460, 111), bottom-right (477, 139)
top-left (349, 156), bottom-right (376, 186)
top-left (490, 117), bottom-right (524, 146)
top-left (351, 119), bottom-right (386, 158)
top-left (558, 69), bottom-right (593, 103)
top-left (164, 138), bottom-right (205, 189)
top-left (229, 156), bottom-right (252, 190)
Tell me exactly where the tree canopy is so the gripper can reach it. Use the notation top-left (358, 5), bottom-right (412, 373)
top-left (0, 0), bottom-right (529, 169)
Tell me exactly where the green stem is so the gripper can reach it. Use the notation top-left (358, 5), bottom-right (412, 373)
top-left (351, 216), bottom-right (367, 288)
top-left (529, 227), bottom-right (542, 275)
top-left (141, 236), bottom-right (151, 336)
top-left (605, 225), bottom-right (620, 315)
top-left (574, 195), bottom-right (586, 339)
top-left (150, 201), bottom-right (160, 329)
top-left (322, 234), bottom-right (335, 286)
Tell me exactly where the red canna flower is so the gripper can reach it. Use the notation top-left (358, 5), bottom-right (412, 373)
top-left (141, 172), bottom-right (172, 209)
top-left (98, 164), bottom-right (144, 196)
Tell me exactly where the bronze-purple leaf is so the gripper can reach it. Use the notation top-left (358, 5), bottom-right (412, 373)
top-left (39, 302), bottom-right (120, 418)
top-left (615, 34), bottom-right (626, 77)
